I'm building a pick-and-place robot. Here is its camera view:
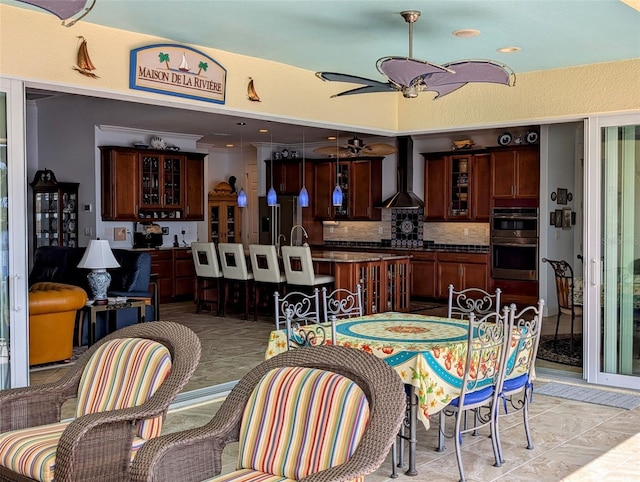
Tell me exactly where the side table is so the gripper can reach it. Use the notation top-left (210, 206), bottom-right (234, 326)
top-left (78, 299), bottom-right (147, 346)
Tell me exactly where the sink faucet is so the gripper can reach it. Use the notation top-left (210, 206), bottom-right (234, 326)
top-left (290, 224), bottom-right (309, 246)
top-left (276, 233), bottom-right (286, 256)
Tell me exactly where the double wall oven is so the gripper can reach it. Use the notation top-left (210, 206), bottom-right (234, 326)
top-left (490, 207), bottom-right (539, 281)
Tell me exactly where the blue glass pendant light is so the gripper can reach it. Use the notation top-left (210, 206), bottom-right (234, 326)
top-left (332, 132), bottom-right (343, 206)
top-left (237, 188), bottom-right (247, 208)
top-left (267, 130), bottom-right (277, 206)
top-left (299, 128), bottom-right (309, 207)
top-left (237, 126), bottom-right (247, 207)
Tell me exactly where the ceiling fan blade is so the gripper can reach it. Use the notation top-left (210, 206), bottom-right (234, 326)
top-left (377, 57), bottom-right (451, 88)
top-left (316, 72), bottom-right (396, 96)
top-left (421, 60), bottom-right (515, 97)
top-left (313, 146), bottom-right (353, 158)
top-left (361, 143), bottom-right (397, 156)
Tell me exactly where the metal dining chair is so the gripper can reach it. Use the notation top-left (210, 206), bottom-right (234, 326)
top-left (322, 284), bottom-right (363, 322)
top-left (190, 242), bottom-right (223, 316)
top-left (494, 299), bottom-right (545, 465)
top-left (437, 305), bottom-right (514, 482)
top-left (542, 258), bottom-right (582, 350)
top-left (274, 288), bottom-right (326, 349)
top-left (447, 284), bottom-right (502, 319)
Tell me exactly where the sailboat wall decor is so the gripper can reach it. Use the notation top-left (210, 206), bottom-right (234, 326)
top-left (130, 44), bottom-right (227, 104)
top-left (73, 36), bottom-right (99, 78)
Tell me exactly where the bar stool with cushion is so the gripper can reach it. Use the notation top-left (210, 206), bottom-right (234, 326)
top-left (218, 242), bottom-right (254, 320)
top-left (281, 245), bottom-right (334, 292)
top-left (249, 244), bottom-right (286, 321)
top-left (191, 242), bottom-right (223, 316)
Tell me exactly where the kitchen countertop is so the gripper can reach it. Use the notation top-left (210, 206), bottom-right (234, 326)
top-left (311, 250), bottom-right (411, 263)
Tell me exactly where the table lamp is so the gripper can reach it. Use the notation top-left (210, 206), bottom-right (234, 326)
top-left (77, 239), bottom-right (120, 304)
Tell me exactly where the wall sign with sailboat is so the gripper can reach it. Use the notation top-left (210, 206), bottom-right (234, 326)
top-left (130, 44), bottom-right (227, 104)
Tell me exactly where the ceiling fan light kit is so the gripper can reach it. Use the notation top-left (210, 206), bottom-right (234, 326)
top-left (316, 10), bottom-right (515, 99)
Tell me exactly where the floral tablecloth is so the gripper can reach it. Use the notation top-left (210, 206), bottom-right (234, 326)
top-left (266, 313), bottom-right (526, 430)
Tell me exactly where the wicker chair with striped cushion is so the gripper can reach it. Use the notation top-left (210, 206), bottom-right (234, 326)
top-left (131, 345), bottom-right (406, 482)
top-left (0, 321), bottom-right (201, 482)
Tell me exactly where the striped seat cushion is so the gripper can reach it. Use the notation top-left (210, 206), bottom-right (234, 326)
top-left (0, 421), bottom-right (146, 482)
top-left (235, 366), bottom-right (369, 481)
top-left (75, 337), bottom-right (172, 439)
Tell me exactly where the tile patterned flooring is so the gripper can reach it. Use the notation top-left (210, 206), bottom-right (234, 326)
top-left (30, 302), bottom-right (640, 481)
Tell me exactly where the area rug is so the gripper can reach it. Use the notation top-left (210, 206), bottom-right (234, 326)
top-left (536, 381), bottom-right (640, 410)
top-left (537, 334), bottom-right (582, 367)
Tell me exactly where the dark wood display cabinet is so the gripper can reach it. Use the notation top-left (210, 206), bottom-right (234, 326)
top-left (423, 152), bottom-right (490, 221)
top-left (30, 169), bottom-right (79, 252)
top-left (100, 146), bottom-right (205, 221)
top-left (312, 157), bottom-right (382, 221)
top-left (490, 146), bottom-right (539, 200)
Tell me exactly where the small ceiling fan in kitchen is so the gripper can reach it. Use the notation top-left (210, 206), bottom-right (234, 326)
top-left (313, 134), bottom-right (397, 158)
top-left (316, 10), bottom-right (515, 99)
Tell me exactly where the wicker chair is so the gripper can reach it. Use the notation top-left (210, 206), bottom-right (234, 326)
top-left (130, 345), bottom-right (406, 482)
top-left (0, 321), bottom-right (201, 482)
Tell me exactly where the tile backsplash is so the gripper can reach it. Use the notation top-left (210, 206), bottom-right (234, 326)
top-left (322, 210), bottom-right (489, 247)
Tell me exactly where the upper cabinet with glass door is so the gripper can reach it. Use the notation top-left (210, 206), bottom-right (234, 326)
top-left (30, 169), bottom-right (79, 252)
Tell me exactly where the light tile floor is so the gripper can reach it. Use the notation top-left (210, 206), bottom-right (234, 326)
top-left (30, 301), bottom-right (640, 481)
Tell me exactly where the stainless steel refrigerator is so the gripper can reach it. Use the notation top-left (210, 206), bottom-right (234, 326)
top-left (259, 196), bottom-right (301, 246)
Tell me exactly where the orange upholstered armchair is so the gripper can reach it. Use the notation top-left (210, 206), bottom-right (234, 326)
top-left (28, 282), bottom-right (87, 365)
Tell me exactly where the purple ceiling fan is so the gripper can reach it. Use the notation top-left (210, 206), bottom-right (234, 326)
top-left (316, 10), bottom-right (515, 99)
top-left (15, 0), bottom-right (96, 27)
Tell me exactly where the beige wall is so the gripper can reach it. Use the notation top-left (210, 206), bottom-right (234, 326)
top-left (2, 4), bottom-right (639, 134)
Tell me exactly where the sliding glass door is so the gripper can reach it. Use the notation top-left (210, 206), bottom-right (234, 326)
top-left (0, 78), bottom-right (29, 389)
top-left (585, 113), bottom-right (640, 389)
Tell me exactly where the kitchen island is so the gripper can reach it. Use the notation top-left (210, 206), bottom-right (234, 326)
top-left (310, 250), bottom-right (411, 314)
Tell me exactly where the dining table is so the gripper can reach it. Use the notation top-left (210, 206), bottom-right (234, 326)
top-left (265, 312), bottom-right (529, 476)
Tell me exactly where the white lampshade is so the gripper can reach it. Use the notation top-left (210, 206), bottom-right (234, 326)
top-left (77, 240), bottom-right (120, 269)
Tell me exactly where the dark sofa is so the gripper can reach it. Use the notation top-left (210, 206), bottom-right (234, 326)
top-left (29, 246), bottom-right (156, 344)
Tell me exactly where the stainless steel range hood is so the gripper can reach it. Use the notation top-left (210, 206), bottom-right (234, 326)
top-left (379, 135), bottom-right (424, 209)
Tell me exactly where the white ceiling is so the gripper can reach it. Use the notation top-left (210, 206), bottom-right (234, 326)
top-left (8, 0), bottom-right (640, 146)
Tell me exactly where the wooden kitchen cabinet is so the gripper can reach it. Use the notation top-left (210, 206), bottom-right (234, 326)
top-left (184, 154), bottom-right (206, 220)
top-left (423, 152), bottom-right (490, 221)
top-left (208, 181), bottom-right (241, 244)
top-left (436, 252), bottom-right (489, 298)
top-left (312, 157), bottom-right (382, 221)
top-left (148, 248), bottom-right (195, 303)
top-left (101, 147), bottom-right (139, 221)
top-left (173, 248), bottom-right (196, 298)
top-left (149, 249), bottom-right (173, 304)
top-left (99, 146), bottom-right (205, 221)
top-left (410, 250), bottom-right (437, 298)
top-left (266, 159), bottom-right (302, 195)
top-left (491, 146), bottom-right (539, 199)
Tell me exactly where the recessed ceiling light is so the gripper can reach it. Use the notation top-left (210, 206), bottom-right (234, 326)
top-left (497, 46), bottom-right (521, 53)
top-left (226, 143), bottom-right (234, 148)
top-left (236, 122), bottom-right (246, 126)
top-left (453, 29), bottom-right (480, 38)
top-left (327, 136), bottom-right (336, 140)
top-left (259, 129), bottom-right (269, 133)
